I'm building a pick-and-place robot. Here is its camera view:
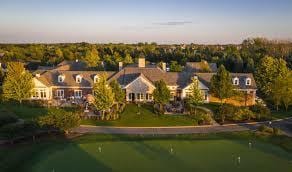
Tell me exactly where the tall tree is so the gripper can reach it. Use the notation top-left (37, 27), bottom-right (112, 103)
top-left (186, 78), bottom-right (204, 115)
top-left (2, 62), bottom-right (34, 104)
top-left (124, 53), bottom-right (133, 64)
top-left (210, 65), bottom-right (234, 104)
top-left (92, 74), bottom-right (114, 120)
top-left (255, 56), bottom-right (288, 96)
top-left (153, 80), bottom-right (170, 114)
top-left (271, 71), bottom-right (292, 111)
top-left (109, 80), bottom-right (126, 119)
top-left (83, 47), bottom-right (100, 68)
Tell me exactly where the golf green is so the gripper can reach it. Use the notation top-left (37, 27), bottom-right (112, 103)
top-left (1, 134), bottom-right (292, 172)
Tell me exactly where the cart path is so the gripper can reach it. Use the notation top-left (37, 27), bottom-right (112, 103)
top-left (73, 117), bottom-right (292, 136)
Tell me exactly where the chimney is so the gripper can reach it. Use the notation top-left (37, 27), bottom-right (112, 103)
top-left (118, 62), bottom-right (123, 71)
top-left (162, 62), bottom-right (166, 71)
top-left (138, 58), bottom-right (145, 68)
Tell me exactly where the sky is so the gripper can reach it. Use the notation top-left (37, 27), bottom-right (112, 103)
top-left (0, 0), bottom-right (292, 44)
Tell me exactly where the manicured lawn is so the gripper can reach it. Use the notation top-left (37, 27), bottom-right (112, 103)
top-left (0, 104), bottom-right (48, 120)
top-left (0, 103), bottom-right (77, 120)
top-left (271, 110), bottom-right (292, 119)
top-left (82, 104), bottom-right (196, 126)
top-left (1, 132), bottom-right (292, 172)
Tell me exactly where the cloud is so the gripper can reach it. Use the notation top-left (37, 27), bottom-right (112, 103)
top-left (153, 21), bottom-right (193, 26)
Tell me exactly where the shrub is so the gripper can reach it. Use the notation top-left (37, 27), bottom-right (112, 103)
top-left (215, 104), bottom-right (236, 122)
top-left (273, 127), bottom-right (281, 135)
top-left (250, 103), bottom-right (271, 120)
top-left (233, 108), bottom-right (255, 121)
top-left (38, 109), bottom-right (81, 134)
top-left (0, 110), bottom-right (18, 127)
top-left (192, 110), bottom-right (212, 125)
top-left (258, 125), bottom-right (273, 133)
top-left (0, 121), bottom-right (38, 141)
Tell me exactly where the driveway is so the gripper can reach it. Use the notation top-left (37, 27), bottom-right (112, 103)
top-left (73, 117), bottom-right (292, 136)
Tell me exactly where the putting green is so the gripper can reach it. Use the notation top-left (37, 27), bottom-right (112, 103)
top-left (1, 134), bottom-right (292, 172)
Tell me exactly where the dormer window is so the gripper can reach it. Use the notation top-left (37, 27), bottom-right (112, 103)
top-left (76, 75), bottom-right (82, 83)
top-left (58, 75), bottom-right (65, 82)
top-left (94, 75), bottom-right (99, 83)
top-left (233, 77), bottom-right (239, 85)
top-left (246, 78), bottom-right (251, 86)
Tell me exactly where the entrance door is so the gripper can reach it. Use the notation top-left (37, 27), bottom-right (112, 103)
top-left (130, 93), bottom-right (135, 101)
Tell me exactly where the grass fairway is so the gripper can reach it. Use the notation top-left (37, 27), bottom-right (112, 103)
top-left (1, 133), bottom-right (292, 172)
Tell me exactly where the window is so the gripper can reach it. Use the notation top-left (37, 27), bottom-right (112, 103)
top-left (58, 75), bottom-right (65, 82)
top-left (128, 93), bottom-right (132, 100)
top-left (140, 93), bottom-right (144, 100)
top-left (74, 90), bottom-right (82, 98)
top-left (76, 75), bottom-right (82, 83)
top-left (148, 94), bottom-right (153, 100)
top-left (233, 77), bottom-right (239, 85)
top-left (32, 89), bottom-right (47, 99)
top-left (40, 90), bottom-right (46, 98)
top-left (94, 75), bottom-right (99, 83)
top-left (56, 89), bottom-right (64, 98)
top-left (246, 78), bottom-right (251, 86)
top-left (136, 93), bottom-right (141, 100)
top-left (204, 91), bottom-right (208, 100)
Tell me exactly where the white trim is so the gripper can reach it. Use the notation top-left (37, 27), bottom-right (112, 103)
top-left (74, 90), bottom-right (83, 98)
top-left (124, 75), bottom-right (156, 89)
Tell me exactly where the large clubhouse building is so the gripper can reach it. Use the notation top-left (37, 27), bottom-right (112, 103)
top-left (32, 58), bottom-right (257, 106)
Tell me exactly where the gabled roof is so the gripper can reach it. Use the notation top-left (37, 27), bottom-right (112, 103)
top-left (195, 73), bottom-right (257, 90)
top-left (35, 70), bottom-right (115, 87)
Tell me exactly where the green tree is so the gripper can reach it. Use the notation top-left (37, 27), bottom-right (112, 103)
top-left (210, 65), bottom-right (234, 123)
top-left (153, 80), bottom-right (170, 114)
top-left (271, 71), bottom-right (292, 111)
top-left (92, 74), bottom-right (114, 120)
top-left (55, 48), bottom-right (64, 58)
top-left (2, 62), bottom-right (34, 104)
top-left (109, 80), bottom-right (126, 119)
top-left (210, 65), bottom-right (234, 104)
top-left (38, 109), bottom-right (80, 134)
top-left (186, 78), bottom-right (204, 116)
top-left (255, 56), bottom-right (288, 96)
top-left (83, 47), bottom-right (100, 68)
top-left (124, 53), bottom-right (133, 64)
top-left (170, 61), bottom-right (182, 72)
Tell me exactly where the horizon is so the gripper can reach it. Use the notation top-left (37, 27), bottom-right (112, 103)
top-left (1, 0), bottom-right (292, 44)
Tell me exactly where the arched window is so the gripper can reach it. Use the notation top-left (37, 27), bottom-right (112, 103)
top-left (246, 77), bottom-right (251, 86)
top-left (58, 74), bottom-right (65, 82)
top-left (76, 75), bottom-right (82, 83)
top-left (233, 77), bottom-right (239, 85)
top-left (94, 75), bottom-right (99, 83)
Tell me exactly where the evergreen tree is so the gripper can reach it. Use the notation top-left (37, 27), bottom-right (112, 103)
top-left (186, 78), bottom-right (204, 115)
top-left (210, 65), bottom-right (234, 104)
top-left (2, 62), bottom-right (34, 104)
top-left (109, 80), bottom-right (126, 119)
top-left (92, 74), bottom-right (114, 120)
top-left (153, 80), bottom-right (170, 114)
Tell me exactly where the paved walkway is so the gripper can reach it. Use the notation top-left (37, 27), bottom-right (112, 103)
top-left (73, 117), bottom-right (292, 136)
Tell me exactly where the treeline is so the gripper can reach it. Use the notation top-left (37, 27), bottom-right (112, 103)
top-left (0, 38), bottom-right (291, 72)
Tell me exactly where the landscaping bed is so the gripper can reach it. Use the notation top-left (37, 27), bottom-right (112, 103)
top-left (81, 104), bottom-right (197, 127)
